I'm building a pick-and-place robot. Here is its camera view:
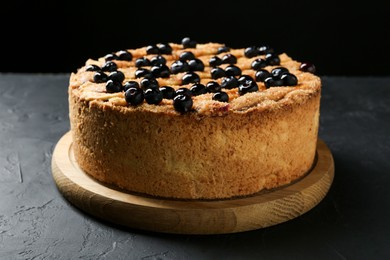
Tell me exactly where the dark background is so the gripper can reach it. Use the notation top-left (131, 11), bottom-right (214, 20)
top-left (1, 0), bottom-right (389, 76)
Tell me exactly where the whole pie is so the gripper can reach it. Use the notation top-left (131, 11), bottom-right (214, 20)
top-left (68, 37), bottom-right (321, 199)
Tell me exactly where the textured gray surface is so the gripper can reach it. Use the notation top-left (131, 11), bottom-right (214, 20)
top-left (0, 74), bottom-right (389, 259)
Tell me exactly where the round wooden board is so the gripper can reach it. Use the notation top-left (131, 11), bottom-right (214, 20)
top-left (51, 131), bottom-right (334, 235)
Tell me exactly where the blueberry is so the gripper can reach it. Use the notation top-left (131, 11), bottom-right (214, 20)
top-left (135, 57), bottom-right (151, 67)
top-left (117, 50), bottom-right (133, 61)
top-left (225, 65), bottom-right (241, 77)
top-left (144, 88), bottom-right (163, 105)
top-left (255, 69), bottom-right (271, 82)
top-left (238, 78), bottom-right (258, 95)
top-left (264, 77), bottom-right (284, 88)
top-left (104, 53), bottom-right (118, 61)
top-left (179, 51), bottom-right (195, 61)
top-left (251, 58), bottom-right (267, 70)
top-left (182, 37), bottom-right (197, 48)
top-left (159, 86), bottom-right (176, 99)
top-left (125, 87), bottom-right (144, 106)
top-left (150, 55), bottom-right (167, 66)
top-left (188, 58), bottom-right (204, 71)
top-left (221, 53), bottom-right (237, 64)
top-left (211, 67), bottom-right (226, 79)
top-left (151, 64), bottom-right (171, 78)
top-left (86, 64), bottom-right (101, 72)
top-left (212, 91), bottom-right (229, 102)
top-left (209, 56), bottom-right (223, 67)
top-left (108, 70), bottom-right (125, 83)
top-left (238, 75), bottom-right (255, 84)
top-left (258, 45), bottom-right (274, 55)
top-left (135, 68), bottom-right (153, 78)
top-left (265, 53), bottom-right (280, 65)
top-left (206, 81), bottom-right (221, 93)
top-left (170, 60), bottom-right (189, 74)
top-left (123, 81), bottom-right (140, 91)
top-left (221, 76), bottom-right (239, 89)
top-left (299, 62), bottom-right (316, 73)
top-left (182, 72), bottom-right (200, 84)
top-left (281, 73), bottom-right (298, 86)
top-left (158, 43), bottom-right (172, 54)
top-left (190, 83), bottom-right (207, 96)
top-left (93, 71), bottom-right (108, 83)
top-left (175, 87), bottom-right (192, 97)
top-left (244, 46), bottom-right (259, 58)
top-left (101, 61), bottom-right (118, 72)
top-left (173, 94), bottom-right (193, 113)
top-left (271, 67), bottom-right (289, 77)
top-left (146, 44), bottom-right (160, 54)
top-left (105, 79), bottom-right (123, 93)
top-left (217, 46), bottom-right (230, 54)
top-left (140, 77), bottom-right (159, 90)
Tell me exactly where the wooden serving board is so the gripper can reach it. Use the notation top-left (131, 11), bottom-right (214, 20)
top-left (51, 131), bottom-right (334, 235)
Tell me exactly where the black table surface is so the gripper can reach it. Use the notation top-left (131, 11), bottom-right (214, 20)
top-left (1, 73), bottom-right (389, 259)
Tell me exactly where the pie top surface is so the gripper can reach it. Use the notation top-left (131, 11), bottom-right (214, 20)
top-left (69, 38), bottom-right (320, 116)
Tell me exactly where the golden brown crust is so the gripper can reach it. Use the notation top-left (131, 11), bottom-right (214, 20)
top-left (69, 41), bottom-right (321, 199)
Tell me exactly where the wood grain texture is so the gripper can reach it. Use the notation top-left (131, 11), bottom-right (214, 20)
top-left (51, 131), bottom-right (334, 234)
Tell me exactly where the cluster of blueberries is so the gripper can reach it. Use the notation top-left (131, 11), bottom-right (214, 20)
top-left (86, 37), bottom-right (316, 113)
